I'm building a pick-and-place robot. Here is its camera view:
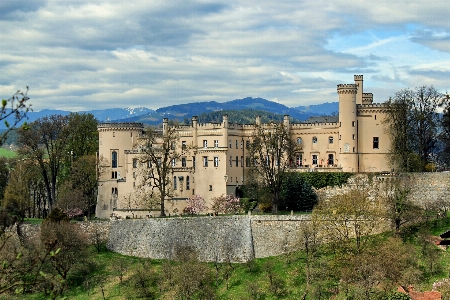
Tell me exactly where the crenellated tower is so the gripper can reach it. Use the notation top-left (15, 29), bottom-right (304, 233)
top-left (338, 84), bottom-right (358, 172)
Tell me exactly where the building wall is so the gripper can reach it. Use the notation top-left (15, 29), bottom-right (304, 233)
top-left (96, 75), bottom-right (392, 219)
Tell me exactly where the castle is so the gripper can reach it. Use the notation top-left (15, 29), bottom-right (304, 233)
top-left (96, 75), bottom-right (391, 218)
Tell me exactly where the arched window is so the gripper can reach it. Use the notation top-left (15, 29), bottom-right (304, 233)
top-left (112, 151), bottom-right (117, 168)
top-left (297, 137), bottom-right (303, 145)
top-left (312, 136), bottom-right (318, 144)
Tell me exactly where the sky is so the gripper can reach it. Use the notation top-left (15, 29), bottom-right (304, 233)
top-left (1, 0), bottom-right (449, 112)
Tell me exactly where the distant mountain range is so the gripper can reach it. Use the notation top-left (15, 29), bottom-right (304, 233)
top-left (0, 98), bottom-right (338, 129)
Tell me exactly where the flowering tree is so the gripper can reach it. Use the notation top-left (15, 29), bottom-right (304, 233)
top-left (184, 195), bottom-right (206, 215)
top-left (211, 194), bottom-right (242, 215)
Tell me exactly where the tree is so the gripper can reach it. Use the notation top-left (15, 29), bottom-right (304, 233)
top-left (280, 172), bottom-right (317, 212)
top-left (312, 175), bottom-right (383, 253)
top-left (380, 175), bottom-right (422, 233)
top-left (384, 86), bottom-right (445, 171)
top-left (2, 160), bottom-right (31, 221)
top-left (210, 194), bottom-right (242, 215)
top-left (57, 155), bottom-right (98, 218)
top-left (439, 94), bottom-right (450, 167)
top-left (18, 115), bottom-right (71, 210)
top-left (134, 124), bottom-right (189, 216)
top-left (184, 195), bottom-right (206, 215)
top-left (247, 121), bottom-right (297, 213)
top-left (0, 88), bottom-right (32, 146)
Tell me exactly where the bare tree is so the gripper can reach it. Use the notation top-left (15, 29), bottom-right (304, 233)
top-left (0, 87), bottom-right (32, 146)
top-left (134, 123), bottom-right (189, 216)
top-left (247, 121), bottom-right (297, 213)
top-left (384, 86), bottom-right (445, 171)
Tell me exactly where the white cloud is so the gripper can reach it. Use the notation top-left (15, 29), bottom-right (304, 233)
top-left (0, 0), bottom-right (449, 111)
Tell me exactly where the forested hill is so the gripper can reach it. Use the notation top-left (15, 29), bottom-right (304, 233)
top-left (196, 109), bottom-right (301, 124)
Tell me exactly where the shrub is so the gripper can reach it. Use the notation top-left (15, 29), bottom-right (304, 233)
top-left (211, 194), bottom-right (242, 214)
top-left (184, 195), bottom-right (206, 215)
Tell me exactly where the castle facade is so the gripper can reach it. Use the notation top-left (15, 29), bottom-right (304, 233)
top-left (96, 75), bottom-right (391, 218)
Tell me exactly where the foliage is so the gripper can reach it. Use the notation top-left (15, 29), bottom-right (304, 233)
top-left (43, 207), bottom-right (69, 224)
top-left (280, 172), bottom-right (318, 211)
top-left (0, 88), bottom-right (32, 146)
top-left (384, 86), bottom-right (445, 171)
top-left (239, 197), bottom-right (257, 213)
top-left (210, 194), bottom-right (242, 214)
top-left (184, 194), bottom-right (206, 215)
top-left (296, 172), bottom-right (353, 189)
top-left (439, 95), bottom-right (450, 167)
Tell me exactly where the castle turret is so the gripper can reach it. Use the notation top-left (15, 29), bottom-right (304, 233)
top-left (283, 115), bottom-right (290, 130)
top-left (223, 115), bottom-right (228, 148)
top-left (338, 84), bottom-right (358, 172)
top-left (354, 75), bottom-right (364, 105)
top-left (163, 118), bottom-right (168, 136)
top-left (192, 116), bottom-right (198, 148)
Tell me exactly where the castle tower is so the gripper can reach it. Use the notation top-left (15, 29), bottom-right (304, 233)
top-left (192, 116), bottom-right (198, 148)
top-left (338, 84), bottom-right (358, 172)
top-left (163, 118), bottom-right (168, 136)
top-left (223, 114), bottom-right (229, 148)
top-left (96, 122), bottom-right (145, 218)
top-left (354, 75), bottom-right (363, 105)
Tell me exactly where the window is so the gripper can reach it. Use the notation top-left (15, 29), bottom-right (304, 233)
top-left (246, 157), bottom-right (250, 167)
top-left (373, 137), bottom-right (379, 149)
top-left (111, 171), bottom-right (117, 179)
top-left (186, 176), bottom-right (190, 190)
top-left (182, 157), bottom-right (187, 167)
top-left (236, 140), bottom-right (238, 149)
top-left (147, 161), bottom-right (152, 168)
top-left (130, 132), bottom-right (133, 137)
top-left (182, 141), bottom-right (186, 150)
top-left (240, 140), bottom-right (243, 149)
top-left (157, 158), bottom-right (161, 166)
top-left (171, 158), bottom-right (176, 167)
top-left (133, 172), bottom-right (136, 178)
top-left (328, 154), bottom-right (334, 165)
top-left (296, 154), bottom-right (303, 166)
top-left (353, 147), bottom-right (355, 152)
top-left (203, 156), bottom-right (208, 167)
top-left (312, 136), bottom-right (318, 144)
top-left (133, 182), bottom-right (136, 188)
top-left (352, 121), bottom-right (355, 127)
top-left (375, 115), bottom-right (377, 120)
top-left (214, 156), bottom-right (219, 167)
top-left (214, 140), bottom-right (219, 147)
top-left (246, 140), bottom-right (250, 149)
top-left (339, 135), bottom-right (341, 140)
top-left (352, 134), bottom-right (355, 140)
top-left (171, 142), bottom-right (175, 150)
top-left (173, 176), bottom-right (177, 190)
top-left (229, 140), bottom-right (232, 148)
top-left (209, 185), bottom-right (213, 191)
top-left (312, 154), bottom-right (318, 165)
top-left (112, 151), bottom-right (117, 168)
top-left (112, 187), bottom-right (118, 195)
top-left (230, 156), bottom-right (232, 167)
top-left (133, 158), bottom-right (138, 168)
top-left (193, 156), bottom-right (196, 168)
top-left (236, 156), bottom-right (239, 167)
top-left (113, 131), bottom-right (115, 137)
top-left (297, 137), bottom-right (303, 145)
top-left (241, 156), bottom-right (244, 167)
top-left (203, 140), bottom-right (207, 148)
top-left (328, 136), bottom-right (334, 144)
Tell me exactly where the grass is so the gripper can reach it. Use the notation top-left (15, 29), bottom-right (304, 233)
top-left (23, 218), bottom-right (43, 225)
top-left (11, 217), bottom-right (450, 299)
top-left (0, 147), bottom-right (17, 158)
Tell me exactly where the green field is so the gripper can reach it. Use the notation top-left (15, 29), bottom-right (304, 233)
top-left (0, 147), bottom-right (17, 158)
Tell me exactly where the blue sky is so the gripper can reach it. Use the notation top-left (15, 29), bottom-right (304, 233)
top-left (1, 0), bottom-right (449, 111)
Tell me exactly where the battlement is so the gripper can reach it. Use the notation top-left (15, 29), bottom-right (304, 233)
top-left (98, 122), bottom-right (144, 131)
top-left (362, 93), bottom-right (373, 104)
top-left (354, 75), bottom-right (363, 81)
top-left (337, 84), bottom-right (358, 94)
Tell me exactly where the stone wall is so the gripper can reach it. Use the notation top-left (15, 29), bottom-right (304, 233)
top-left (14, 173), bottom-right (449, 262)
top-left (106, 215), bottom-right (311, 262)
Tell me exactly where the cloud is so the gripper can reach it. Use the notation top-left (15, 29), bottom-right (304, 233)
top-left (0, 0), bottom-right (449, 111)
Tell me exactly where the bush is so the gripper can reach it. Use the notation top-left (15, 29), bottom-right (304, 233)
top-left (211, 194), bottom-right (242, 214)
top-left (240, 198), bottom-right (257, 213)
